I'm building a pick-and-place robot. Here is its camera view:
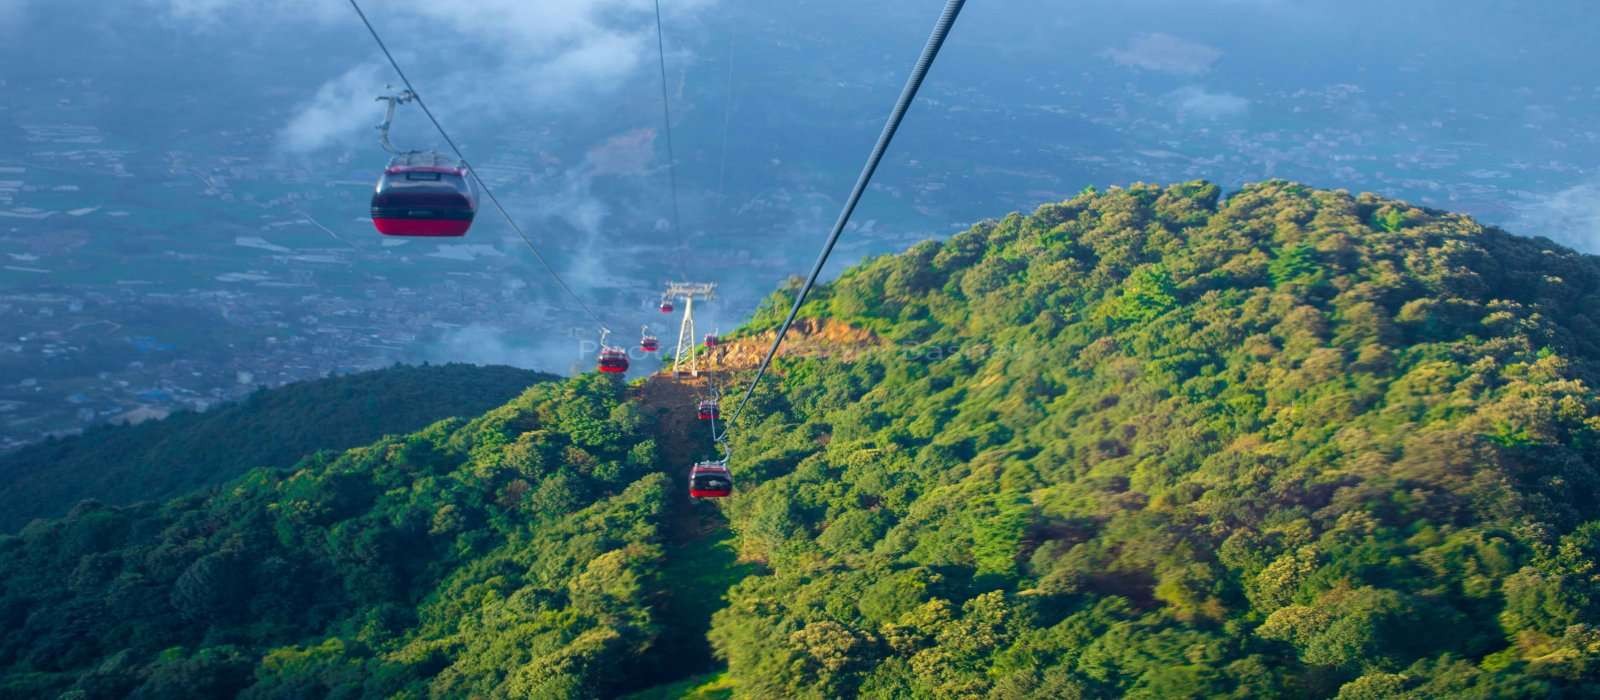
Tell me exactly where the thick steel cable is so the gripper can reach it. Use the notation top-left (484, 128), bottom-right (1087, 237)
top-left (348, 0), bottom-right (614, 332)
top-left (725, 0), bottom-right (967, 428)
top-left (713, 28), bottom-right (735, 210)
top-left (652, 0), bottom-right (688, 276)
top-left (710, 403), bottom-right (731, 462)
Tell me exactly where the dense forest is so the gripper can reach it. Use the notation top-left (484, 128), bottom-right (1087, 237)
top-left (1, 372), bottom-right (671, 698)
top-left (4, 181), bottom-right (1600, 698)
top-left (716, 181), bottom-right (1600, 697)
top-left (0, 363), bottom-right (548, 531)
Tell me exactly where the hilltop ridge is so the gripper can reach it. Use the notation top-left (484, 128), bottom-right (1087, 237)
top-left (708, 180), bottom-right (1600, 697)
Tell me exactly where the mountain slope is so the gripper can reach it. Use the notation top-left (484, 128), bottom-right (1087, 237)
top-left (706, 181), bottom-right (1600, 697)
top-left (0, 363), bottom-right (549, 531)
top-left (5, 180), bottom-right (1600, 698)
top-left (0, 372), bottom-right (673, 699)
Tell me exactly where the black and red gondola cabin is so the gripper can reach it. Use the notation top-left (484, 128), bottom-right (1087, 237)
top-left (697, 400), bottom-right (719, 421)
top-left (641, 335), bottom-right (660, 352)
top-left (689, 461), bottom-right (732, 498)
top-left (371, 152), bottom-right (478, 237)
top-left (703, 334), bottom-right (719, 348)
top-left (597, 346), bottom-right (629, 374)
top-left (659, 301), bottom-right (675, 314)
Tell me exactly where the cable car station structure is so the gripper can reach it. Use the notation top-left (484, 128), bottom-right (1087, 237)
top-left (661, 282), bottom-right (716, 377)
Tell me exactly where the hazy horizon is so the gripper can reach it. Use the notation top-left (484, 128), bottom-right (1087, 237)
top-left (1, 0), bottom-right (1596, 444)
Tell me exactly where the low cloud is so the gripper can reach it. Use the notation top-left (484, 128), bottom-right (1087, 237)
top-left (1512, 181), bottom-right (1600, 253)
top-left (141, 0), bottom-right (715, 153)
top-left (535, 135), bottom-right (635, 243)
top-left (530, 166), bottom-right (614, 292)
top-left (513, 128), bottom-right (670, 296)
top-left (586, 128), bottom-right (658, 177)
top-left (1169, 85), bottom-right (1250, 120)
top-left (280, 63), bottom-right (389, 153)
top-left (423, 323), bottom-right (592, 374)
top-left (1103, 33), bottom-right (1221, 76)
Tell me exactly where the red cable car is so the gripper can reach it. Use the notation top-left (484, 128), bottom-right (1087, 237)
top-left (659, 300), bottom-right (675, 314)
top-left (370, 152), bottom-right (477, 237)
top-left (703, 334), bottom-right (720, 348)
top-left (597, 346), bottom-right (629, 374)
top-left (641, 335), bottom-right (659, 352)
top-left (697, 400), bottom-right (719, 421)
top-left (689, 461), bottom-right (732, 499)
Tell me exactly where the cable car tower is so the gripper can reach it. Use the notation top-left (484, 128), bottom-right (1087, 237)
top-left (663, 282), bottom-right (716, 377)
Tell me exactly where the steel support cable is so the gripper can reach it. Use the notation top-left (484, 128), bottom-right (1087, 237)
top-left (348, 0), bottom-right (615, 332)
top-left (708, 410), bottom-right (725, 459)
top-left (713, 28), bottom-right (735, 210)
top-left (724, 0), bottom-right (967, 431)
top-left (706, 371), bottom-right (730, 453)
top-left (710, 397), bottom-right (731, 461)
top-left (652, 0), bottom-right (689, 277)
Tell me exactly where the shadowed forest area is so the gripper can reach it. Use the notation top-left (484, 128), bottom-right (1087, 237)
top-left (0, 364), bottom-right (551, 531)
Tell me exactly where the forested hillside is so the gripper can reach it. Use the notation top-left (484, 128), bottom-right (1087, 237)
top-left (5, 181), bottom-right (1600, 698)
top-left (0, 363), bottom-right (548, 531)
top-left (713, 181), bottom-right (1600, 697)
top-left (0, 373), bottom-right (671, 698)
